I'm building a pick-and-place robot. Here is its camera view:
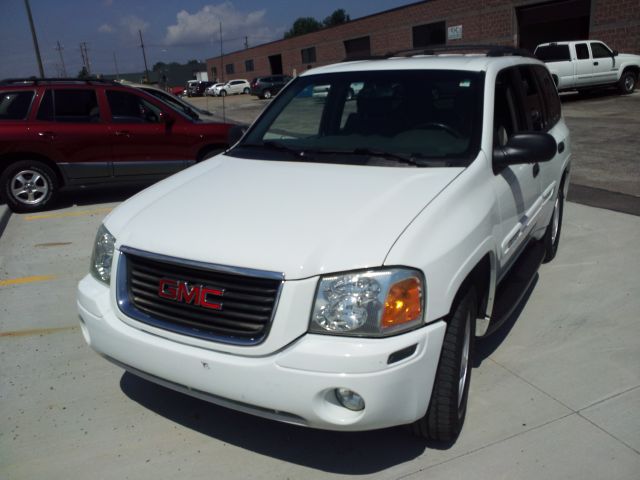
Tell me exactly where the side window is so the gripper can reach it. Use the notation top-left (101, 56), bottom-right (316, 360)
top-left (533, 66), bottom-right (561, 129)
top-left (37, 89), bottom-right (100, 123)
top-left (591, 42), bottom-right (612, 59)
top-left (518, 66), bottom-right (545, 131)
top-left (494, 69), bottom-right (525, 148)
top-left (0, 91), bottom-right (34, 120)
top-left (106, 90), bottom-right (162, 124)
top-left (575, 43), bottom-right (589, 60)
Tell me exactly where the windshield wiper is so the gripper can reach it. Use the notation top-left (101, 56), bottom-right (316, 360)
top-left (242, 140), bottom-right (305, 158)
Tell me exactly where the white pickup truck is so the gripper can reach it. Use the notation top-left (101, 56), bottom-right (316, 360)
top-left (78, 49), bottom-right (570, 443)
top-left (535, 40), bottom-right (640, 94)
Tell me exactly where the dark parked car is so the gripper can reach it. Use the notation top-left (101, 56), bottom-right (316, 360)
top-left (0, 78), bottom-right (233, 212)
top-left (187, 81), bottom-right (214, 97)
top-left (250, 75), bottom-right (292, 99)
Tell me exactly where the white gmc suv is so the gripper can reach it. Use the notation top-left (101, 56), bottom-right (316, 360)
top-left (78, 48), bottom-right (570, 442)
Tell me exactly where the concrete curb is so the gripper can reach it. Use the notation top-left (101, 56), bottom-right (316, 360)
top-left (0, 204), bottom-right (11, 238)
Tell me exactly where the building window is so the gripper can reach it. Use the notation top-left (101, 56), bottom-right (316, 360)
top-left (225, 63), bottom-right (235, 75)
top-left (245, 59), bottom-right (254, 72)
top-left (301, 47), bottom-right (316, 64)
top-left (344, 36), bottom-right (371, 59)
top-left (413, 21), bottom-right (446, 48)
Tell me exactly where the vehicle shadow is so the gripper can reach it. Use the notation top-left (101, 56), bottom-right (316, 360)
top-left (473, 275), bottom-right (539, 366)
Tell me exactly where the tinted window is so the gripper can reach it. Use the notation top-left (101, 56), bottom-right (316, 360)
top-left (575, 43), bottom-right (589, 59)
top-left (591, 42), bottom-right (612, 59)
top-left (533, 66), bottom-right (561, 129)
top-left (494, 69), bottom-right (525, 147)
top-left (0, 91), bottom-right (34, 120)
top-left (239, 70), bottom-right (483, 164)
top-left (36, 89), bottom-right (100, 123)
top-left (535, 45), bottom-right (571, 62)
top-left (106, 90), bottom-right (162, 123)
top-left (518, 67), bottom-right (546, 131)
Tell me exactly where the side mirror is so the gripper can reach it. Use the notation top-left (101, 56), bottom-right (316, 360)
top-left (613, 50), bottom-right (619, 56)
top-left (493, 133), bottom-right (557, 168)
top-left (228, 124), bottom-right (248, 145)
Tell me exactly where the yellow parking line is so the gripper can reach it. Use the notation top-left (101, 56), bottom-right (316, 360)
top-left (0, 275), bottom-right (57, 287)
top-left (0, 325), bottom-right (78, 338)
top-left (24, 207), bottom-right (113, 221)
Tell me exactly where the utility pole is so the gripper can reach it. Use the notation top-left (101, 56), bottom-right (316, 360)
top-left (139, 29), bottom-right (150, 82)
top-left (23, 0), bottom-right (45, 77)
top-left (244, 36), bottom-right (249, 49)
top-left (113, 52), bottom-right (120, 80)
top-left (80, 42), bottom-right (91, 75)
top-left (55, 41), bottom-right (67, 77)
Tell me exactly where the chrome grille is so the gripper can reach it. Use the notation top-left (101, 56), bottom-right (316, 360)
top-left (117, 247), bottom-right (282, 345)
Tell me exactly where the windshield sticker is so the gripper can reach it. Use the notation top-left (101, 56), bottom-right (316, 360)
top-left (459, 80), bottom-right (471, 87)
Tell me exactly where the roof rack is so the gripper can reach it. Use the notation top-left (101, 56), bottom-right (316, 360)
top-left (341, 44), bottom-right (533, 62)
top-left (0, 77), bottom-right (120, 86)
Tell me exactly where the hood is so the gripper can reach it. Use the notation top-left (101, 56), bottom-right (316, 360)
top-left (105, 155), bottom-right (463, 280)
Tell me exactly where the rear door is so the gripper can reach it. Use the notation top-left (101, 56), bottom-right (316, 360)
top-left (105, 89), bottom-right (191, 179)
top-left (34, 88), bottom-right (113, 182)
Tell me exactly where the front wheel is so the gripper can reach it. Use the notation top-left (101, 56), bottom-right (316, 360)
top-left (0, 160), bottom-right (59, 213)
top-left (220, 90), bottom-right (227, 97)
top-left (243, 87), bottom-right (250, 94)
top-left (263, 89), bottom-right (272, 99)
top-left (412, 288), bottom-right (476, 442)
top-left (618, 71), bottom-right (636, 94)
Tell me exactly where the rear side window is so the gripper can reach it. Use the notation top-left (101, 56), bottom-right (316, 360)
top-left (575, 43), bottom-right (589, 59)
top-left (37, 89), bottom-right (100, 123)
top-left (533, 66), bottom-right (562, 129)
top-left (0, 91), bottom-right (34, 120)
top-left (535, 45), bottom-right (570, 63)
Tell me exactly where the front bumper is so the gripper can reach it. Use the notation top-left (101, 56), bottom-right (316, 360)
top-left (77, 274), bottom-right (446, 431)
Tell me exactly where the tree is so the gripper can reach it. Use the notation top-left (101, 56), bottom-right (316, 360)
top-left (152, 61), bottom-right (167, 72)
top-left (323, 9), bottom-right (350, 28)
top-left (77, 66), bottom-right (89, 78)
top-left (284, 17), bottom-right (322, 39)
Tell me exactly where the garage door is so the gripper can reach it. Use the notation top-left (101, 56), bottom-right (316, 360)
top-left (517, 0), bottom-right (591, 52)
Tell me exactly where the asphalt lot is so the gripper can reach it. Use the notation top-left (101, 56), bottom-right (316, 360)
top-left (1, 91), bottom-right (639, 479)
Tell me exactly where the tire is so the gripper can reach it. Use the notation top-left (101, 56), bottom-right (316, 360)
top-left (220, 90), bottom-right (227, 97)
top-left (243, 87), bottom-right (250, 94)
top-left (263, 89), bottom-right (272, 99)
top-left (0, 160), bottom-right (59, 213)
top-left (618, 70), bottom-right (636, 95)
top-left (543, 179), bottom-right (565, 263)
top-left (412, 288), bottom-right (477, 442)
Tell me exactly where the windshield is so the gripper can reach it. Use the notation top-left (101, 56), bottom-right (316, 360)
top-left (235, 70), bottom-right (483, 166)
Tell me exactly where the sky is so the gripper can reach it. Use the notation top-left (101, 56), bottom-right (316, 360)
top-left (1, 0), bottom-right (416, 79)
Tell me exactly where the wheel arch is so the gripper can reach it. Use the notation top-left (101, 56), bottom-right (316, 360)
top-left (0, 153), bottom-right (65, 187)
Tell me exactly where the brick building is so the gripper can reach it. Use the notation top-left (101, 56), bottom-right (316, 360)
top-left (206, 0), bottom-right (640, 82)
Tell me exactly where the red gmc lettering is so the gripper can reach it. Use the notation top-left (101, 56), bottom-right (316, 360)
top-left (158, 278), bottom-right (223, 310)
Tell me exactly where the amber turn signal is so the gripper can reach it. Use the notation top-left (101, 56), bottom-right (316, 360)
top-left (381, 277), bottom-right (422, 329)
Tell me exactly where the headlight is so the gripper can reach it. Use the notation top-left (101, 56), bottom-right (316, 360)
top-left (90, 224), bottom-right (116, 284)
top-left (310, 268), bottom-right (424, 337)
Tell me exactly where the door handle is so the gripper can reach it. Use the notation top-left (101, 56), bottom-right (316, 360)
top-left (532, 163), bottom-right (540, 177)
top-left (593, 61), bottom-right (599, 66)
top-left (37, 131), bottom-right (55, 139)
top-left (114, 130), bottom-right (131, 137)
top-left (558, 141), bottom-right (565, 153)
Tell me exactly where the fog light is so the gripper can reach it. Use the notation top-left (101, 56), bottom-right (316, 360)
top-left (335, 388), bottom-right (365, 411)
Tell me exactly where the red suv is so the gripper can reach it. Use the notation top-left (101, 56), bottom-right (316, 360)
top-left (0, 78), bottom-right (233, 212)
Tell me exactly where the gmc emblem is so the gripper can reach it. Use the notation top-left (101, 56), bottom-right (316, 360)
top-left (158, 278), bottom-right (224, 311)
